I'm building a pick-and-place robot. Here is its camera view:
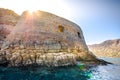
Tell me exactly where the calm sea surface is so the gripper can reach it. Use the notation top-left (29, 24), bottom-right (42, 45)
top-left (98, 57), bottom-right (120, 65)
top-left (0, 58), bottom-right (120, 80)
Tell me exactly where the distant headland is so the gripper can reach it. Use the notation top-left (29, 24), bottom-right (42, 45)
top-left (88, 39), bottom-right (120, 58)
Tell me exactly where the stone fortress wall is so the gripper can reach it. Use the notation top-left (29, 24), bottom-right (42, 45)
top-left (0, 9), bottom-right (98, 67)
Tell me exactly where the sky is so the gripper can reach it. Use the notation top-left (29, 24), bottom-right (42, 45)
top-left (0, 0), bottom-right (120, 44)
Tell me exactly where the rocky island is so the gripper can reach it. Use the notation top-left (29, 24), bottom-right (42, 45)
top-left (0, 8), bottom-right (106, 67)
top-left (88, 39), bottom-right (120, 58)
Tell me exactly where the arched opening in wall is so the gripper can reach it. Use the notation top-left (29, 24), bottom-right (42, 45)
top-left (58, 25), bottom-right (64, 32)
top-left (77, 32), bottom-right (81, 39)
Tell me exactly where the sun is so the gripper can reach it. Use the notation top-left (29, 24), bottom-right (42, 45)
top-left (27, 8), bottom-right (37, 14)
top-left (28, 9), bottom-right (35, 13)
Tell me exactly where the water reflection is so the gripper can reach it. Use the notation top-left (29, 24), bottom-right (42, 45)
top-left (90, 64), bottom-right (120, 80)
top-left (0, 64), bottom-right (120, 80)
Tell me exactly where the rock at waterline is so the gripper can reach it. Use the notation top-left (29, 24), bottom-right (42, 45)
top-left (0, 9), bottom-right (103, 67)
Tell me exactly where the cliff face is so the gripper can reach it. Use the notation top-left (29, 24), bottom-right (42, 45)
top-left (5, 11), bottom-right (88, 51)
top-left (0, 8), bottom-right (19, 26)
top-left (0, 9), bottom-right (100, 67)
top-left (0, 8), bottom-right (19, 49)
top-left (88, 39), bottom-right (120, 57)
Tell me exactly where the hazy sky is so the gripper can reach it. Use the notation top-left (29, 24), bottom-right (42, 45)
top-left (0, 0), bottom-right (120, 44)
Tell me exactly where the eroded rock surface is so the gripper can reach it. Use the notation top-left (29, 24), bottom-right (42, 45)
top-left (0, 9), bottom-right (101, 67)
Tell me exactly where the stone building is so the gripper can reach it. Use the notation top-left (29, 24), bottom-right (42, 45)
top-left (0, 9), bottom-right (100, 67)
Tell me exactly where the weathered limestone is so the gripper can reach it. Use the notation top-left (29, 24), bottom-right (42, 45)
top-left (0, 9), bottom-right (102, 67)
top-left (0, 49), bottom-right (76, 67)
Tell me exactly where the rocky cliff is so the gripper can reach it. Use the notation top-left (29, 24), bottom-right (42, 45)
top-left (0, 8), bottom-right (19, 49)
top-left (0, 8), bottom-right (104, 67)
top-left (88, 39), bottom-right (120, 57)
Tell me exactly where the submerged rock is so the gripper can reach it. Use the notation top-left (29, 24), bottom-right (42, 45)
top-left (0, 9), bottom-right (105, 67)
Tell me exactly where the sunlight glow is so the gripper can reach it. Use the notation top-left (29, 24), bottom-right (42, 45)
top-left (0, 0), bottom-right (73, 19)
top-left (28, 10), bottom-right (34, 15)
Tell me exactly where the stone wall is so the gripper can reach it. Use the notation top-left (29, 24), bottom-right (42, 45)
top-left (0, 9), bottom-right (99, 67)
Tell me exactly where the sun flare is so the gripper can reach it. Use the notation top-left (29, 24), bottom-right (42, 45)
top-left (0, 0), bottom-right (73, 19)
top-left (28, 9), bottom-right (35, 14)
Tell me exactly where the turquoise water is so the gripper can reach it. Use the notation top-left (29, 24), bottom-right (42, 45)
top-left (0, 64), bottom-right (120, 80)
top-left (0, 66), bottom-right (92, 80)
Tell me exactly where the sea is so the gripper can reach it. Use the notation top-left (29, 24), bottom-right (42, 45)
top-left (0, 57), bottom-right (120, 80)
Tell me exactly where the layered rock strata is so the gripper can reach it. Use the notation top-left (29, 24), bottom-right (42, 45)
top-left (0, 9), bottom-right (102, 67)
